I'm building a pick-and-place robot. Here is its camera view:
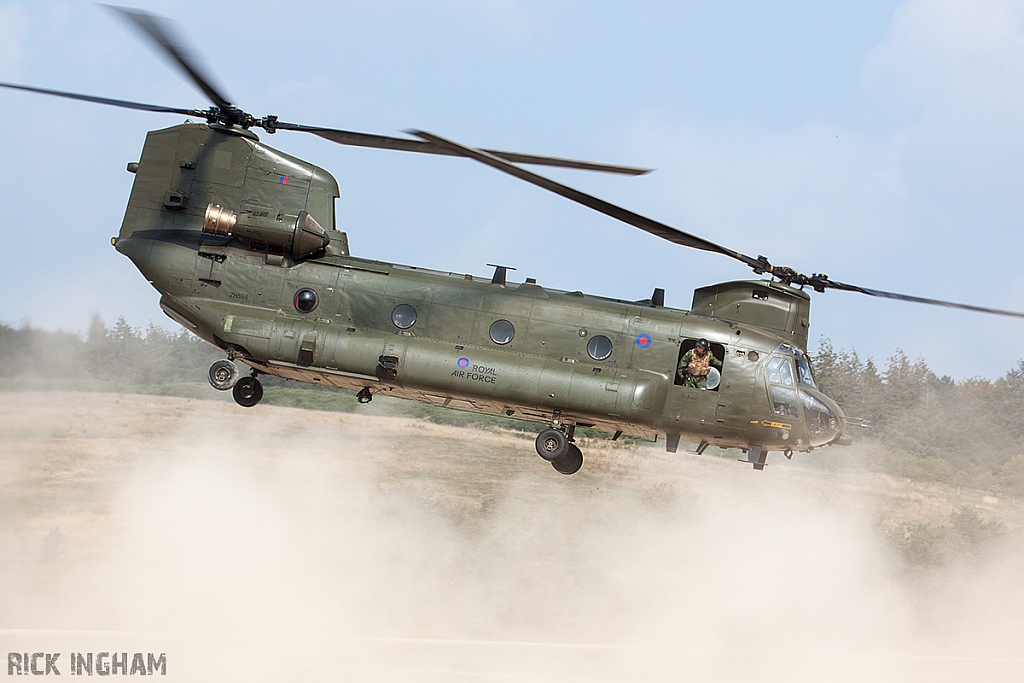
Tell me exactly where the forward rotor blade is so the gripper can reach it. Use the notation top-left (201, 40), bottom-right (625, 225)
top-left (410, 130), bottom-right (1024, 320)
top-left (408, 129), bottom-right (756, 263)
top-left (273, 122), bottom-right (651, 176)
top-left (104, 5), bottom-right (232, 110)
top-left (822, 280), bottom-right (1024, 319)
top-left (0, 81), bottom-right (201, 116)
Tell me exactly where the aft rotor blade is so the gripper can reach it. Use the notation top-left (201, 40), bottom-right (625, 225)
top-left (273, 122), bottom-right (651, 176)
top-left (822, 279), bottom-right (1024, 319)
top-left (408, 129), bottom-right (758, 264)
top-left (104, 5), bottom-right (233, 110)
top-left (411, 131), bottom-right (1024, 320)
top-left (0, 81), bottom-right (201, 116)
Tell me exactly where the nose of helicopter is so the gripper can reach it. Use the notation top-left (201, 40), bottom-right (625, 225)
top-left (821, 392), bottom-right (853, 446)
top-left (801, 387), bottom-right (846, 448)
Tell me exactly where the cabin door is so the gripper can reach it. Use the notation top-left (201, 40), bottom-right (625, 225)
top-left (664, 339), bottom-right (722, 434)
top-left (666, 383), bottom-right (719, 432)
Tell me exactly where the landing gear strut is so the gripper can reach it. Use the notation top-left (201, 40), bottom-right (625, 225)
top-left (232, 371), bottom-right (264, 408)
top-left (534, 420), bottom-right (584, 475)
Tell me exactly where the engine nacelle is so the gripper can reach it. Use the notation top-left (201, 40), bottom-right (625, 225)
top-left (691, 280), bottom-right (811, 349)
top-left (202, 203), bottom-right (330, 260)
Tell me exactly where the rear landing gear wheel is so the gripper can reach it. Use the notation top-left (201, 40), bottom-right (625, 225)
top-left (551, 443), bottom-right (584, 475)
top-left (232, 376), bottom-right (263, 407)
top-left (208, 359), bottom-right (238, 390)
top-left (535, 428), bottom-right (569, 461)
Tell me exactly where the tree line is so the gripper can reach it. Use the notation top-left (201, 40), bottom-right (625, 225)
top-left (812, 339), bottom-right (1024, 492)
top-left (0, 316), bottom-right (221, 393)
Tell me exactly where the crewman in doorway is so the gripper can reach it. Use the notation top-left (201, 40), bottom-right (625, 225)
top-left (677, 338), bottom-right (722, 389)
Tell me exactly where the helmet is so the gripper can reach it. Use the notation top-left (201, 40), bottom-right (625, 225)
top-left (696, 338), bottom-right (710, 351)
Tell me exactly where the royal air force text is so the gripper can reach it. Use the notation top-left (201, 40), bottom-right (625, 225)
top-left (451, 365), bottom-right (498, 384)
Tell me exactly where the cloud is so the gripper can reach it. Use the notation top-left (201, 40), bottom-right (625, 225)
top-left (863, 0), bottom-right (1024, 121)
top-left (618, 115), bottom-right (906, 267)
top-left (591, 0), bottom-right (1024, 377)
top-left (441, 0), bottom-right (564, 45)
top-left (617, 0), bottom-right (1024, 263)
top-left (0, 3), bottom-right (28, 79)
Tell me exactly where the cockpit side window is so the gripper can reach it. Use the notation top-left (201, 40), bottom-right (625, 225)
top-left (766, 355), bottom-right (799, 416)
top-left (795, 357), bottom-right (816, 388)
top-left (770, 386), bottom-right (799, 417)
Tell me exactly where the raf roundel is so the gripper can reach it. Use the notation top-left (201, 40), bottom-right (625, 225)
top-left (457, 357), bottom-right (470, 368)
top-left (635, 333), bottom-right (652, 348)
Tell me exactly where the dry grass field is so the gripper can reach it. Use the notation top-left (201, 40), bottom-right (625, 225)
top-left (2, 391), bottom-right (1023, 682)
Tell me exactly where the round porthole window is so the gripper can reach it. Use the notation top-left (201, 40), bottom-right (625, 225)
top-left (392, 304), bottom-right (417, 329)
top-left (489, 319), bottom-right (515, 345)
top-left (587, 335), bottom-right (613, 361)
top-left (294, 288), bottom-right (319, 313)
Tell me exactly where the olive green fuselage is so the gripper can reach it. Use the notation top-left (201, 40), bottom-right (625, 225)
top-left (115, 123), bottom-right (845, 456)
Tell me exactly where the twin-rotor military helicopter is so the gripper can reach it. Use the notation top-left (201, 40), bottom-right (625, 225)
top-left (5, 7), bottom-right (1023, 475)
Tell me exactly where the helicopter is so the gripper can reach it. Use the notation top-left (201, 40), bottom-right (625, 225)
top-left (4, 7), bottom-right (1023, 475)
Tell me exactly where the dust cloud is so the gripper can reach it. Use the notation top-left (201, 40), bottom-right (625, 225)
top-left (1, 393), bottom-right (1023, 682)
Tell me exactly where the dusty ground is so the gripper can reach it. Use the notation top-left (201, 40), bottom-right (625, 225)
top-left (2, 391), bottom-right (1023, 683)
top-left (2, 391), bottom-right (1018, 536)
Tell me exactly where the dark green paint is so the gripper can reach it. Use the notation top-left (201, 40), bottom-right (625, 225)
top-left (116, 122), bottom-right (846, 463)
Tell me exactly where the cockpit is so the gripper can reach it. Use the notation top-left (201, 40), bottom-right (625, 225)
top-left (764, 343), bottom-right (842, 447)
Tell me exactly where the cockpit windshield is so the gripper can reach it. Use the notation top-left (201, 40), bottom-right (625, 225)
top-left (774, 343), bottom-right (816, 388)
top-left (766, 356), bottom-right (794, 386)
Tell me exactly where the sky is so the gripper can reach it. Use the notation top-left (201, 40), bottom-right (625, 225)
top-left (0, 0), bottom-right (1022, 380)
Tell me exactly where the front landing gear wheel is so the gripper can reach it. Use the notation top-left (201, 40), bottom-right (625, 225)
top-left (208, 359), bottom-right (238, 390)
top-left (535, 428), bottom-right (569, 461)
top-left (232, 376), bottom-right (263, 407)
top-left (551, 444), bottom-right (583, 475)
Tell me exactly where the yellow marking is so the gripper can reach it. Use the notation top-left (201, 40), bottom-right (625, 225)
top-left (760, 420), bottom-right (792, 430)
top-left (223, 314), bottom-right (234, 333)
